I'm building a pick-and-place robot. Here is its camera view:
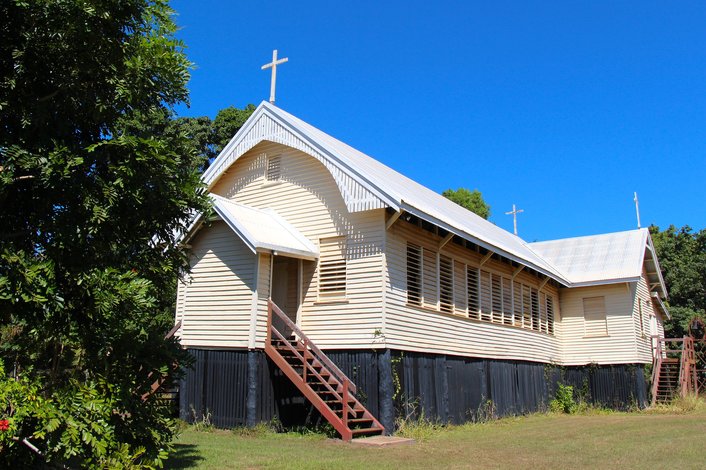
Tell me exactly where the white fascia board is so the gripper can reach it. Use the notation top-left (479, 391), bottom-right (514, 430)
top-left (255, 246), bottom-right (317, 261)
top-left (399, 202), bottom-right (570, 286)
top-left (568, 276), bottom-right (642, 288)
top-left (645, 233), bottom-right (669, 300)
top-left (651, 292), bottom-right (671, 319)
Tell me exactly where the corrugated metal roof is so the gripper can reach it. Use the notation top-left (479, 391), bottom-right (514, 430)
top-left (250, 102), bottom-right (568, 283)
top-left (204, 102), bottom-right (667, 294)
top-left (528, 229), bottom-right (648, 286)
top-left (211, 194), bottom-right (318, 259)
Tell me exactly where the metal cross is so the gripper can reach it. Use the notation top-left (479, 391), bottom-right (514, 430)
top-left (261, 49), bottom-right (289, 104)
top-left (634, 192), bottom-right (641, 228)
top-left (505, 204), bottom-right (524, 236)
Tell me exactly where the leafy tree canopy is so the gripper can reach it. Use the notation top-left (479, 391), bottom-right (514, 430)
top-left (442, 187), bottom-right (491, 220)
top-left (650, 225), bottom-right (706, 337)
top-left (0, 0), bottom-right (210, 466)
top-left (169, 103), bottom-right (256, 164)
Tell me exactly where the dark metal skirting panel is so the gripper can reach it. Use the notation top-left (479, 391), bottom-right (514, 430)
top-left (179, 348), bottom-right (648, 429)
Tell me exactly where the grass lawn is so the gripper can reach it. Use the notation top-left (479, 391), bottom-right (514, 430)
top-left (166, 407), bottom-right (706, 469)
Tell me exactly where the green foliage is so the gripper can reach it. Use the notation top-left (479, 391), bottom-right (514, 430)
top-left (169, 104), bottom-right (256, 164)
top-left (0, 361), bottom-right (175, 468)
top-left (442, 187), bottom-right (491, 219)
top-left (650, 225), bottom-right (706, 336)
top-left (0, 0), bottom-right (209, 466)
top-left (550, 384), bottom-right (578, 414)
top-left (647, 395), bottom-right (705, 415)
top-left (394, 409), bottom-right (443, 442)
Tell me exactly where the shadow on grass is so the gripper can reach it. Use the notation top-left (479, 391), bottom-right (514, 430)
top-left (164, 444), bottom-right (204, 469)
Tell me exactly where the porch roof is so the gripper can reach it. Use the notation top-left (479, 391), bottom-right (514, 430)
top-left (211, 194), bottom-right (319, 260)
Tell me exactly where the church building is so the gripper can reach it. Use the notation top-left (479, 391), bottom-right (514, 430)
top-left (174, 101), bottom-right (668, 439)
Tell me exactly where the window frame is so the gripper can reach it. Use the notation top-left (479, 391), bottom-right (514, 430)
top-left (318, 236), bottom-right (347, 301)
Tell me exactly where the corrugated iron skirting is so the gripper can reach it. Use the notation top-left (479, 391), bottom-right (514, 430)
top-left (179, 349), bottom-right (647, 429)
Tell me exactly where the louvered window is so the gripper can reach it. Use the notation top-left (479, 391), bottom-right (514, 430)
top-left (467, 267), bottom-right (480, 319)
top-left (491, 274), bottom-right (503, 323)
top-left (539, 292), bottom-right (547, 333)
top-left (480, 270), bottom-right (492, 321)
top-left (266, 155), bottom-right (281, 181)
top-left (523, 285), bottom-right (532, 328)
top-left (502, 277), bottom-right (513, 325)
top-left (439, 255), bottom-right (454, 313)
top-left (513, 281), bottom-right (523, 327)
top-left (319, 237), bottom-right (346, 299)
top-left (423, 249), bottom-right (438, 309)
top-left (638, 300), bottom-right (645, 336)
top-left (531, 288), bottom-right (540, 331)
top-left (547, 295), bottom-right (555, 335)
top-left (407, 243), bottom-right (422, 306)
top-left (453, 260), bottom-right (467, 315)
top-left (583, 296), bottom-right (608, 337)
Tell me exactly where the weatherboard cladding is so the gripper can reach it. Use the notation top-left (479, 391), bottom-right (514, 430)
top-left (384, 219), bottom-right (562, 363)
top-left (558, 283), bottom-right (644, 365)
top-left (178, 221), bottom-right (255, 349)
top-left (634, 267), bottom-right (657, 363)
top-left (211, 142), bottom-right (386, 350)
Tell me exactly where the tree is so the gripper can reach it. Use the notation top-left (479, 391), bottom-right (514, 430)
top-left (169, 104), bottom-right (256, 164)
top-left (0, 1), bottom-right (209, 466)
top-left (650, 225), bottom-right (706, 337)
top-left (442, 188), bottom-right (491, 219)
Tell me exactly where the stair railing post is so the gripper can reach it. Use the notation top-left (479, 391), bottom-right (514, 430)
top-left (266, 300), bottom-right (273, 347)
top-left (342, 378), bottom-right (349, 431)
top-left (679, 337), bottom-right (689, 397)
top-left (303, 339), bottom-right (309, 382)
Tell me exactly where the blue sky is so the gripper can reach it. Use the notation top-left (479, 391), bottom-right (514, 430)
top-left (171, 0), bottom-right (706, 242)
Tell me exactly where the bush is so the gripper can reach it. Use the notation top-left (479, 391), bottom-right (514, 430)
top-left (0, 362), bottom-right (176, 468)
top-left (550, 384), bottom-right (578, 414)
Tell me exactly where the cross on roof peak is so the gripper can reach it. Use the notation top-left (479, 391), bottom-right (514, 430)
top-left (261, 49), bottom-right (289, 105)
top-left (505, 204), bottom-right (524, 236)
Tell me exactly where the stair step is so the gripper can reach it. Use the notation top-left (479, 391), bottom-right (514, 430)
top-left (323, 399), bottom-right (357, 406)
top-left (351, 427), bottom-right (384, 435)
top-left (347, 418), bottom-right (374, 424)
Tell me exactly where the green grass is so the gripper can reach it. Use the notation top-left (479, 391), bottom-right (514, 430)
top-left (166, 407), bottom-right (706, 469)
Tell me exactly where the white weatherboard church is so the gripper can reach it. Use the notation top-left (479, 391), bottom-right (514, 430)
top-left (174, 100), bottom-right (668, 437)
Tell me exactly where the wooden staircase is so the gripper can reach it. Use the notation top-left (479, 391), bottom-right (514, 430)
top-left (651, 336), bottom-right (698, 406)
top-left (141, 320), bottom-right (182, 402)
top-left (264, 300), bottom-right (384, 441)
top-left (652, 359), bottom-right (680, 403)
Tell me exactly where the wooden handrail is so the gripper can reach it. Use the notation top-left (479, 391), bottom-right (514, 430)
top-left (268, 299), bottom-right (357, 394)
top-left (166, 320), bottom-right (182, 340)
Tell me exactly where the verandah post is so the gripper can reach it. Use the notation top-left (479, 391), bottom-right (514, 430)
top-left (378, 348), bottom-right (395, 435)
top-left (246, 349), bottom-right (258, 427)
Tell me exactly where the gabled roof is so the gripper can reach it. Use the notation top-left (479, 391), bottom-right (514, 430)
top-left (210, 194), bottom-right (318, 260)
top-left (203, 102), bottom-right (668, 296)
top-left (529, 228), bottom-right (668, 298)
top-left (205, 101), bottom-right (569, 284)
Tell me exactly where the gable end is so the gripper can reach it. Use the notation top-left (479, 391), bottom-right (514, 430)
top-left (204, 105), bottom-right (390, 213)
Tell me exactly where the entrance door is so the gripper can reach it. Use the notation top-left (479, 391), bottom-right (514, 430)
top-left (271, 256), bottom-right (300, 325)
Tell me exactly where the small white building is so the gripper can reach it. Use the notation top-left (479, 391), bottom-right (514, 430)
top-left (175, 102), bottom-right (668, 432)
